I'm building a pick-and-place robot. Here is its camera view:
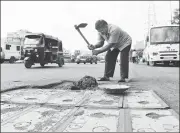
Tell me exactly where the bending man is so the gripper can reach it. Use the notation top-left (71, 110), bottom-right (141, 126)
top-left (89, 19), bottom-right (132, 82)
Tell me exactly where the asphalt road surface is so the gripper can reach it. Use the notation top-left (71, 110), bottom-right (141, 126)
top-left (1, 62), bottom-right (179, 113)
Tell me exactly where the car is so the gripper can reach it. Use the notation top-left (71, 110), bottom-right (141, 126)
top-left (76, 55), bottom-right (97, 64)
top-left (76, 55), bottom-right (87, 64)
top-left (99, 59), bottom-right (105, 63)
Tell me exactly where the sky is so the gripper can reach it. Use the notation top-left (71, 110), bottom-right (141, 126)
top-left (1, 1), bottom-right (179, 51)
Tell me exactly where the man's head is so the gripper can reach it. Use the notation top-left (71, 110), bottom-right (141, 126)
top-left (95, 19), bottom-right (108, 35)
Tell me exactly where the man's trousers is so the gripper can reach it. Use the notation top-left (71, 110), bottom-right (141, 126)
top-left (104, 45), bottom-right (131, 79)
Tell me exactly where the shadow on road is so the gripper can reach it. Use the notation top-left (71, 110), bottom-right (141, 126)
top-left (28, 66), bottom-right (67, 69)
top-left (151, 63), bottom-right (179, 68)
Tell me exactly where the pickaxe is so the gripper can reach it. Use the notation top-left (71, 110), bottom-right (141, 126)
top-left (74, 23), bottom-right (90, 47)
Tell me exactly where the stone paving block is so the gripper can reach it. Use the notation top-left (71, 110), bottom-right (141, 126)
top-left (46, 90), bottom-right (92, 106)
top-left (123, 90), bottom-right (169, 109)
top-left (123, 109), bottom-right (179, 132)
top-left (81, 90), bottom-right (123, 109)
top-left (57, 107), bottom-right (120, 132)
top-left (1, 105), bottom-right (74, 132)
top-left (1, 89), bottom-right (67, 104)
top-left (1, 102), bottom-right (28, 123)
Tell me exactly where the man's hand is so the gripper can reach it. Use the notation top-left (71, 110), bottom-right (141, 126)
top-left (92, 50), bottom-right (100, 56)
top-left (88, 44), bottom-right (96, 50)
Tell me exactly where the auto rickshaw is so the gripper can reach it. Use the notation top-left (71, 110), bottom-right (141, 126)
top-left (23, 33), bottom-right (64, 68)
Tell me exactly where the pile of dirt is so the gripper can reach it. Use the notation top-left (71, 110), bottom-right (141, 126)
top-left (72, 76), bottom-right (98, 90)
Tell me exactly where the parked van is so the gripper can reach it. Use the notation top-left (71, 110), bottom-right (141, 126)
top-left (0, 47), bottom-right (5, 63)
top-left (2, 43), bottom-right (21, 63)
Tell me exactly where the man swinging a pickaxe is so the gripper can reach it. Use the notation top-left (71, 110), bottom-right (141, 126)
top-left (74, 20), bottom-right (132, 82)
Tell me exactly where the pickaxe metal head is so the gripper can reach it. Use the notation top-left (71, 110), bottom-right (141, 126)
top-left (74, 23), bottom-right (88, 29)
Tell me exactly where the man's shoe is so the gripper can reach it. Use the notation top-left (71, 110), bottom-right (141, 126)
top-left (118, 79), bottom-right (126, 82)
top-left (98, 77), bottom-right (110, 81)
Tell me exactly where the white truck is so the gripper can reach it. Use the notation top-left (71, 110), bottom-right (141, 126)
top-left (143, 25), bottom-right (179, 66)
top-left (1, 37), bottom-right (22, 63)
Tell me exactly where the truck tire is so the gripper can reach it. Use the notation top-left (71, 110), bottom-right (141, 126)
top-left (149, 61), bottom-right (156, 66)
top-left (58, 63), bottom-right (62, 67)
top-left (0, 59), bottom-right (4, 64)
top-left (9, 56), bottom-right (16, 64)
top-left (147, 61), bottom-right (149, 65)
top-left (40, 63), bottom-right (45, 67)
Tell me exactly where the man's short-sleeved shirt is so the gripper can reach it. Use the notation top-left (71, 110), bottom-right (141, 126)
top-left (97, 24), bottom-right (132, 51)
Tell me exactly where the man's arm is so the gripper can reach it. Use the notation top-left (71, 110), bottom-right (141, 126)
top-left (94, 41), bottom-right (104, 48)
top-left (98, 43), bottom-right (116, 54)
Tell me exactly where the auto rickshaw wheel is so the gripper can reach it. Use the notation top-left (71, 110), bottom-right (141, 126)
top-left (58, 63), bottom-right (62, 67)
top-left (25, 61), bottom-right (32, 68)
top-left (40, 63), bottom-right (45, 67)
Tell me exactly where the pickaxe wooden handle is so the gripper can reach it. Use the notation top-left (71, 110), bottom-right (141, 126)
top-left (74, 25), bottom-right (90, 46)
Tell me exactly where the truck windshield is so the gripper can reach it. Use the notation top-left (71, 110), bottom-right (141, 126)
top-left (24, 35), bottom-right (42, 45)
top-left (150, 26), bottom-right (179, 44)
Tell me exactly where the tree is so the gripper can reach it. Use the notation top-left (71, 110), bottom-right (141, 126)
top-left (172, 8), bottom-right (179, 24)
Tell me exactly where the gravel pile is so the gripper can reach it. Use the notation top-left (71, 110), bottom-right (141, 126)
top-left (74, 75), bottom-right (98, 90)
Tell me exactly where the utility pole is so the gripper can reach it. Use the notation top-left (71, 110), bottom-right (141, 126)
top-left (169, 0), bottom-right (173, 24)
top-left (148, 1), bottom-right (157, 31)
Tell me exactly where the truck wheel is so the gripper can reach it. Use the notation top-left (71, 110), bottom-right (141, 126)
top-left (84, 62), bottom-right (86, 64)
top-left (77, 62), bottom-right (80, 64)
top-left (147, 61), bottom-right (149, 65)
top-left (90, 62), bottom-right (93, 64)
top-left (58, 63), bottom-right (62, 67)
top-left (0, 59), bottom-right (4, 64)
top-left (25, 61), bottom-right (32, 68)
top-left (9, 56), bottom-right (16, 64)
top-left (40, 63), bottom-right (45, 67)
top-left (149, 61), bottom-right (156, 66)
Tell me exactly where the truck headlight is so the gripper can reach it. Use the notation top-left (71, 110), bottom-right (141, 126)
top-left (152, 52), bottom-right (158, 56)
